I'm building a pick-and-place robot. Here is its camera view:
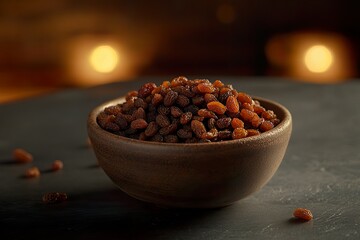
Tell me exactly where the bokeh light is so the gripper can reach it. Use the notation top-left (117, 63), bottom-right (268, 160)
top-left (304, 45), bottom-right (333, 73)
top-left (89, 45), bottom-right (119, 73)
top-left (216, 4), bottom-right (236, 24)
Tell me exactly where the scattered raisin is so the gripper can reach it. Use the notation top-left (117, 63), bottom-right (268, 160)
top-left (293, 208), bottom-right (313, 221)
top-left (25, 167), bottom-right (40, 178)
top-left (42, 192), bottom-right (68, 204)
top-left (52, 160), bottom-right (63, 171)
top-left (13, 148), bottom-right (33, 163)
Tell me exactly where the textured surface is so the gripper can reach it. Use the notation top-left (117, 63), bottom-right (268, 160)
top-left (1, 77), bottom-right (360, 239)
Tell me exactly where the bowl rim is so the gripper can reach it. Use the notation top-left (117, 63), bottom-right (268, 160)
top-left (88, 96), bottom-right (292, 147)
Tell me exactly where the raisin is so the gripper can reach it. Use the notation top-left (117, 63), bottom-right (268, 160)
top-left (198, 109), bottom-right (217, 119)
top-left (104, 105), bottom-right (121, 115)
top-left (176, 94), bottom-right (190, 107)
top-left (170, 106), bottom-right (183, 118)
top-left (226, 96), bottom-right (239, 113)
top-left (202, 128), bottom-right (218, 140)
top-left (251, 115), bottom-right (264, 128)
top-left (138, 83), bottom-right (156, 98)
top-left (260, 121), bottom-right (274, 132)
top-left (42, 192), bottom-right (68, 204)
top-left (134, 98), bottom-right (148, 109)
top-left (125, 90), bottom-right (138, 101)
top-left (157, 105), bottom-right (170, 115)
top-left (293, 208), bottom-right (313, 221)
top-left (144, 121), bottom-right (159, 137)
top-left (114, 114), bottom-right (128, 130)
top-left (132, 107), bottom-right (146, 120)
top-left (159, 123), bottom-right (177, 135)
top-left (177, 128), bottom-right (193, 139)
top-left (208, 118), bottom-right (216, 129)
top-left (207, 101), bottom-right (227, 115)
top-left (218, 130), bottom-right (232, 140)
top-left (231, 118), bottom-right (244, 129)
top-left (253, 105), bottom-right (266, 115)
top-left (52, 160), bottom-right (63, 171)
top-left (164, 90), bottom-right (178, 107)
top-left (152, 93), bottom-right (163, 106)
top-left (184, 105), bottom-right (199, 115)
top-left (247, 129), bottom-right (260, 137)
top-left (213, 79), bottom-right (224, 88)
top-left (204, 93), bottom-right (218, 103)
top-left (130, 119), bottom-right (148, 129)
top-left (13, 148), bottom-right (33, 163)
top-left (192, 96), bottom-right (205, 106)
top-left (197, 82), bottom-right (215, 93)
top-left (216, 117), bottom-right (232, 129)
top-left (232, 128), bottom-right (248, 139)
top-left (237, 92), bottom-right (252, 104)
top-left (191, 120), bottom-right (207, 138)
top-left (242, 102), bottom-right (254, 111)
top-left (151, 134), bottom-right (164, 142)
top-left (262, 110), bottom-right (277, 120)
top-left (240, 109), bottom-right (257, 122)
top-left (164, 135), bottom-right (179, 143)
top-left (180, 112), bottom-right (193, 125)
top-left (139, 132), bottom-right (147, 141)
top-left (25, 167), bottom-right (40, 178)
top-left (156, 114), bottom-right (170, 128)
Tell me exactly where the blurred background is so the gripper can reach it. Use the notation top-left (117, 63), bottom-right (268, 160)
top-left (1, 0), bottom-right (359, 103)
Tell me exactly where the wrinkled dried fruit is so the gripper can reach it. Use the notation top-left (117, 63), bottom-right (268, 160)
top-left (97, 77), bottom-right (280, 143)
top-left (293, 208), bottom-right (313, 221)
top-left (13, 148), bottom-right (33, 163)
top-left (42, 192), bottom-right (68, 204)
top-left (25, 167), bottom-right (40, 178)
top-left (52, 160), bottom-right (63, 171)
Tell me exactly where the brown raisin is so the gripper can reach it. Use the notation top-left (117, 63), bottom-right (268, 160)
top-left (125, 90), bottom-right (138, 101)
top-left (232, 128), bottom-right (248, 139)
top-left (204, 93), bottom-right (218, 103)
top-left (184, 105), bottom-right (199, 115)
top-left (52, 160), bottom-right (63, 171)
top-left (247, 129), bottom-right (260, 137)
top-left (242, 102), bottom-right (254, 111)
top-left (164, 90), bottom-right (178, 107)
top-left (159, 123), bottom-right (177, 135)
top-left (164, 135), bottom-right (179, 143)
top-left (198, 109), bottom-right (217, 119)
top-left (191, 120), bottom-right (207, 138)
top-left (104, 105), bottom-right (121, 115)
top-left (218, 130), bottom-right (232, 140)
top-left (197, 82), bottom-right (215, 93)
top-left (152, 93), bottom-right (163, 106)
top-left (237, 92), bottom-right (252, 104)
top-left (144, 121), bottom-right (159, 137)
top-left (293, 208), bottom-right (313, 221)
top-left (134, 98), bottom-right (148, 109)
top-left (213, 79), bottom-right (224, 88)
top-left (114, 114), bottom-right (128, 130)
top-left (132, 107), bottom-right (146, 120)
top-left (130, 119), bottom-right (148, 129)
top-left (192, 96), bottom-right (205, 106)
top-left (156, 114), bottom-right (170, 128)
top-left (260, 120), bottom-right (274, 132)
top-left (231, 118), bottom-right (244, 129)
top-left (262, 110), bottom-right (277, 120)
top-left (216, 117), bottom-right (232, 129)
top-left (207, 101), bottom-right (227, 115)
top-left (202, 128), bottom-right (218, 140)
top-left (226, 96), bottom-right (239, 113)
top-left (176, 94), bottom-right (190, 107)
top-left (138, 83), bottom-right (156, 98)
top-left (180, 112), bottom-right (193, 125)
top-left (13, 148), bottom-right (33, 163)
top-left (42, 192), bottom-right (68, 204)
top-left (170, 106), bottom-right (183, 118)
top-left (25, 167), bottom-right (40, 178)
top-left (208, 118), bottom-right (216, 129)
top-left (240, 109), bottom-right (257, 122)
top-left (157, 105), bottom-right (170, 115)
top-left (151, 134), bottom-right (164, 142)
top-left (177, 128), bottom-right (193, 139)
top-left (253, 105), bottom-right (265, 114)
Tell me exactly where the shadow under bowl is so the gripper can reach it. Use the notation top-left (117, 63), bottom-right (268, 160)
top-left (87, 97), bottom-right (292, 208)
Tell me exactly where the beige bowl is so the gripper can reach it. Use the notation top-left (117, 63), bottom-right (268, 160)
top-left (87, 97), bottom-right (292, 208)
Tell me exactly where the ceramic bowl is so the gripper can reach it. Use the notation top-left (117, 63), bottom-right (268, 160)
top-left (87, 96), bottom-right (292, 208)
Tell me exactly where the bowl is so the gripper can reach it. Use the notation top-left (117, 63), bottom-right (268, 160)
top-left (87, 96), bottom-right (292, 208)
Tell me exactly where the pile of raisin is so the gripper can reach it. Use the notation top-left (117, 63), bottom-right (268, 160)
top-left (97, 76), bottom-right (280, 143)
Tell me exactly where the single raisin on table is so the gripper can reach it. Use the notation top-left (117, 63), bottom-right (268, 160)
top-left (293, 208), bottom-right (313, 221)
top-left (13, 148), bottom-right (33, 163)
top-left (97, 76), bottom-right (281, 143)
top-left (42, 192), bottom-right (68, 204)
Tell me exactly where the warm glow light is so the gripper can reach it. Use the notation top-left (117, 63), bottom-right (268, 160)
top-left (304, 45), bottom-right (333, 73)
top-left (89, 45), bottom-right (118, 73)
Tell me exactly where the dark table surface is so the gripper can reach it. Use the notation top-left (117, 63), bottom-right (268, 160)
top-left (1, 77), bottom-right (359, 239)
